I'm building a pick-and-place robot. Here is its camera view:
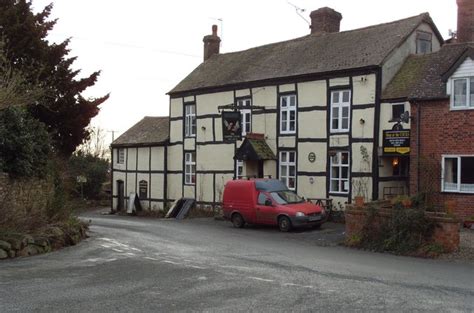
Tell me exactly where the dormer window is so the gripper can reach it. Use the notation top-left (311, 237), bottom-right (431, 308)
top-left (452, 77), bottom-right (474, 109)
top-left (416, 31), bottom-right (432, 54)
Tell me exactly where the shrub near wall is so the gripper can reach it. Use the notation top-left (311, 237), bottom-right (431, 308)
top-left (345, 199), bottom-right (461, 255)
top-left (0, 172), bottom-right (89, 260)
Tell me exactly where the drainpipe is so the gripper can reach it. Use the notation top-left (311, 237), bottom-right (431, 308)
top-left (416, 101), bottom-right (421, 194)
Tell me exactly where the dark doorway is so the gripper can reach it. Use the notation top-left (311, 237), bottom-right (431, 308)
top-left (117, 180), bottom-right (124, 211)
top-left (258, 161), bottom-right (264, 178)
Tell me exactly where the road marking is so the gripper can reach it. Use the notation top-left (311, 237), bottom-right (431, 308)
top-left (248, 276), bottom-right (275, 283)
top-left (161, 260), bottom-right (182, 265)
top-left (283, 283), bottom-right (314, 289)
top-left (189, 265), bottom-right (206, 269)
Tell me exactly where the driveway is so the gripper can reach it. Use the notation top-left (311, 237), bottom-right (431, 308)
top-left (0, 209), bottom-right (472, 312)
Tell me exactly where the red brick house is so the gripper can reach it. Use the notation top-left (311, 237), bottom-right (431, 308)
top-left (383, 0), bottom-right (474, 219)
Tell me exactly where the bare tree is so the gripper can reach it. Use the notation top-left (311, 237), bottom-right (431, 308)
top-left (76, 126), bottom-right (109, 159)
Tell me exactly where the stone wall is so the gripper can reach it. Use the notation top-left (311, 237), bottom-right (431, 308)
top-left (0, 173), bottom-right (55, 229)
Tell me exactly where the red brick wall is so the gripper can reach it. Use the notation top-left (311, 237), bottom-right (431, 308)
top-left (345, 207), bottom-right (461, 253)
top-left (410, 99), bottom-right (474, 220)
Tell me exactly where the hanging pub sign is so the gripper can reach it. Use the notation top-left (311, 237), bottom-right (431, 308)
top-left (383, 130), bottom-right (410, 155)
top-left (222, 111), bottom-right (241, 141)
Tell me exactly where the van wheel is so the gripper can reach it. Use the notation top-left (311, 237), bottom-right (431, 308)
top-left (278, 216), bottom-right (292, 232)
top-left (231, 213), bottom-right (245, 228)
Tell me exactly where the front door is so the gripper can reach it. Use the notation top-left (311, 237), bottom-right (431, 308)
top-left (117, 180), bottom-right (124, 211)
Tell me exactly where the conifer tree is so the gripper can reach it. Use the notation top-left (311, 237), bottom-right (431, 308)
top-left (0, 0), bottom-right (109, 156)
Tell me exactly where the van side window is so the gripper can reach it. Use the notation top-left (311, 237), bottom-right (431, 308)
top-left (257, 193), bottom-right (268, 205)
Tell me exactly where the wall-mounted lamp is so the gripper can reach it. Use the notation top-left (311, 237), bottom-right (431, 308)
top-left (392, 157), bottom-right (399, 167)
top-left (359, 118), bottom-right (365, 125)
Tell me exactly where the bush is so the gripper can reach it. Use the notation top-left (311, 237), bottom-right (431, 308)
top-left (0, 107), bottom-right (51, 178)
top-left (68, 152), bottom-right (109, 199)
top-left (358, 202), bottom-right (436, 255)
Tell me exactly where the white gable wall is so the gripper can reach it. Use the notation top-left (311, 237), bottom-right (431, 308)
top-left (382, 22), bottom-right (442, 90)
top-left (446, 57), bottom-right (474, 95)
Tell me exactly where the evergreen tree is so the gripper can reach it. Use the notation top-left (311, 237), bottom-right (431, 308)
top-left (0, 0), bottom-right (109, 156)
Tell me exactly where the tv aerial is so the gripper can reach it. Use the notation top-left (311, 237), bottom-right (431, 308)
top-left (287, 1), bottom-right (310, 25)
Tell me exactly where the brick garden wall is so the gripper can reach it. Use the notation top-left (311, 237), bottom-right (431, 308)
top-left (410, 99), bottom-right (474, 220)
top-left (345, 206), bottom-right (461, 253)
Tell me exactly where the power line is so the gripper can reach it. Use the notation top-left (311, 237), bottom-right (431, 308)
top-left (47, 33), bottom-right (201, 59)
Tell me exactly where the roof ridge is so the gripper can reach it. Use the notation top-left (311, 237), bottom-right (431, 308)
top-left (339, 12), bottom-right (429, 35)
top-left (212, 13), bottom-right (429, 58)
top-left (143, 116), bottom-right (169, 119)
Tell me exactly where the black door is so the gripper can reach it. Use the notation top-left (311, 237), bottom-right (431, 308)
top-left (117, 180), bottom-right (124, 211)
top-left (258, 160), bottom-right (264, 178)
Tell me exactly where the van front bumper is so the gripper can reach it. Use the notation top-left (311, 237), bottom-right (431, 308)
top-left (290, 213), bottom-right (326, 227)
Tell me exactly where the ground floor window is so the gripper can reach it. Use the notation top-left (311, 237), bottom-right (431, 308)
top-left (139, 180), bottom-right (148, 199)
top-left (442, 155), bottom-right (474, 193)
top-left (330, 151), bottom-right (349, 194)
top-left (279, 151), bottom-right (296, 190)
top-left (185, 152), bottom-right (196, 185)
top-left (236, 160), bottom-right (244, 179)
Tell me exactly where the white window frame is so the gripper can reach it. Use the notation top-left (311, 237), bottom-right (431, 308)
top-left (237, 98), bottom-right (252, 136)
top-left (279, 94), bottom-right (297, 134)
top-left (450, 77), bottom-right (474, 110)
top-left (279, 151), bottom-right (296, 190)
top-left (184, 152), bottom-right (196, 185)
top-left (185, 104), bottom-right (196, 137)
top-left (330, 90), bottom-right (351, 133)
top-left (330, 151), bottom-right (350, 194)
top-left (441, 155), bottom-right (474, 194)
top-left (117, 148), bottom-right (125, 164)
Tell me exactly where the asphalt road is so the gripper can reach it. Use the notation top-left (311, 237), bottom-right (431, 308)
top-left (0, 209), bottom-right (473, 313)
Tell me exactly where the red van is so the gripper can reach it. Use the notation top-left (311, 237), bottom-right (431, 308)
top-left (222, 179), bottom-right (326, 232)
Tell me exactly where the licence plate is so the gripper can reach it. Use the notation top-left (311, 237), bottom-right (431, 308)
top-left (308, 215), bottom-right (321, 221)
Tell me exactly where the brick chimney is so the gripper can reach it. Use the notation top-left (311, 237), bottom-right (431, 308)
top-left (457, 0), bottom-right (474, 43)
top-left (203, 25), bottom-right (221, 61)
top-left (309, 7), bottom-right (342, 35)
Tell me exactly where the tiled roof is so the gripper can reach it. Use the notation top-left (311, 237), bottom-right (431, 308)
top-left (169, 13), bottom-right (440, 95)
top-left (248, 139), bottom-right (276, 160)
top-left (383, 43), bottom-right (474, 100)
top-left (235, 137), bottom-right (276, 161)
top-left (112, 116), bottom-right (169, 147)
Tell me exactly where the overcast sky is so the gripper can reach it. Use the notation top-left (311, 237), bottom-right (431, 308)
top-left (32, 0), bottom-right (458, 144)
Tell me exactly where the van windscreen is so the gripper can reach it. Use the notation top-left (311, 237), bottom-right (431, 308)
top-left (255, 180), bottom-right (288, 192)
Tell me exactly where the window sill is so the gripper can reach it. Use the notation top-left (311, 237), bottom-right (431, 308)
top-left (441, 190), bottom-right (474, 195)
top-left (329, 192), bottom-right (349, 196)
top-left (330, 130), bottom-right (350, 134)
top-left (450, 106), bottom-right (474, 111)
